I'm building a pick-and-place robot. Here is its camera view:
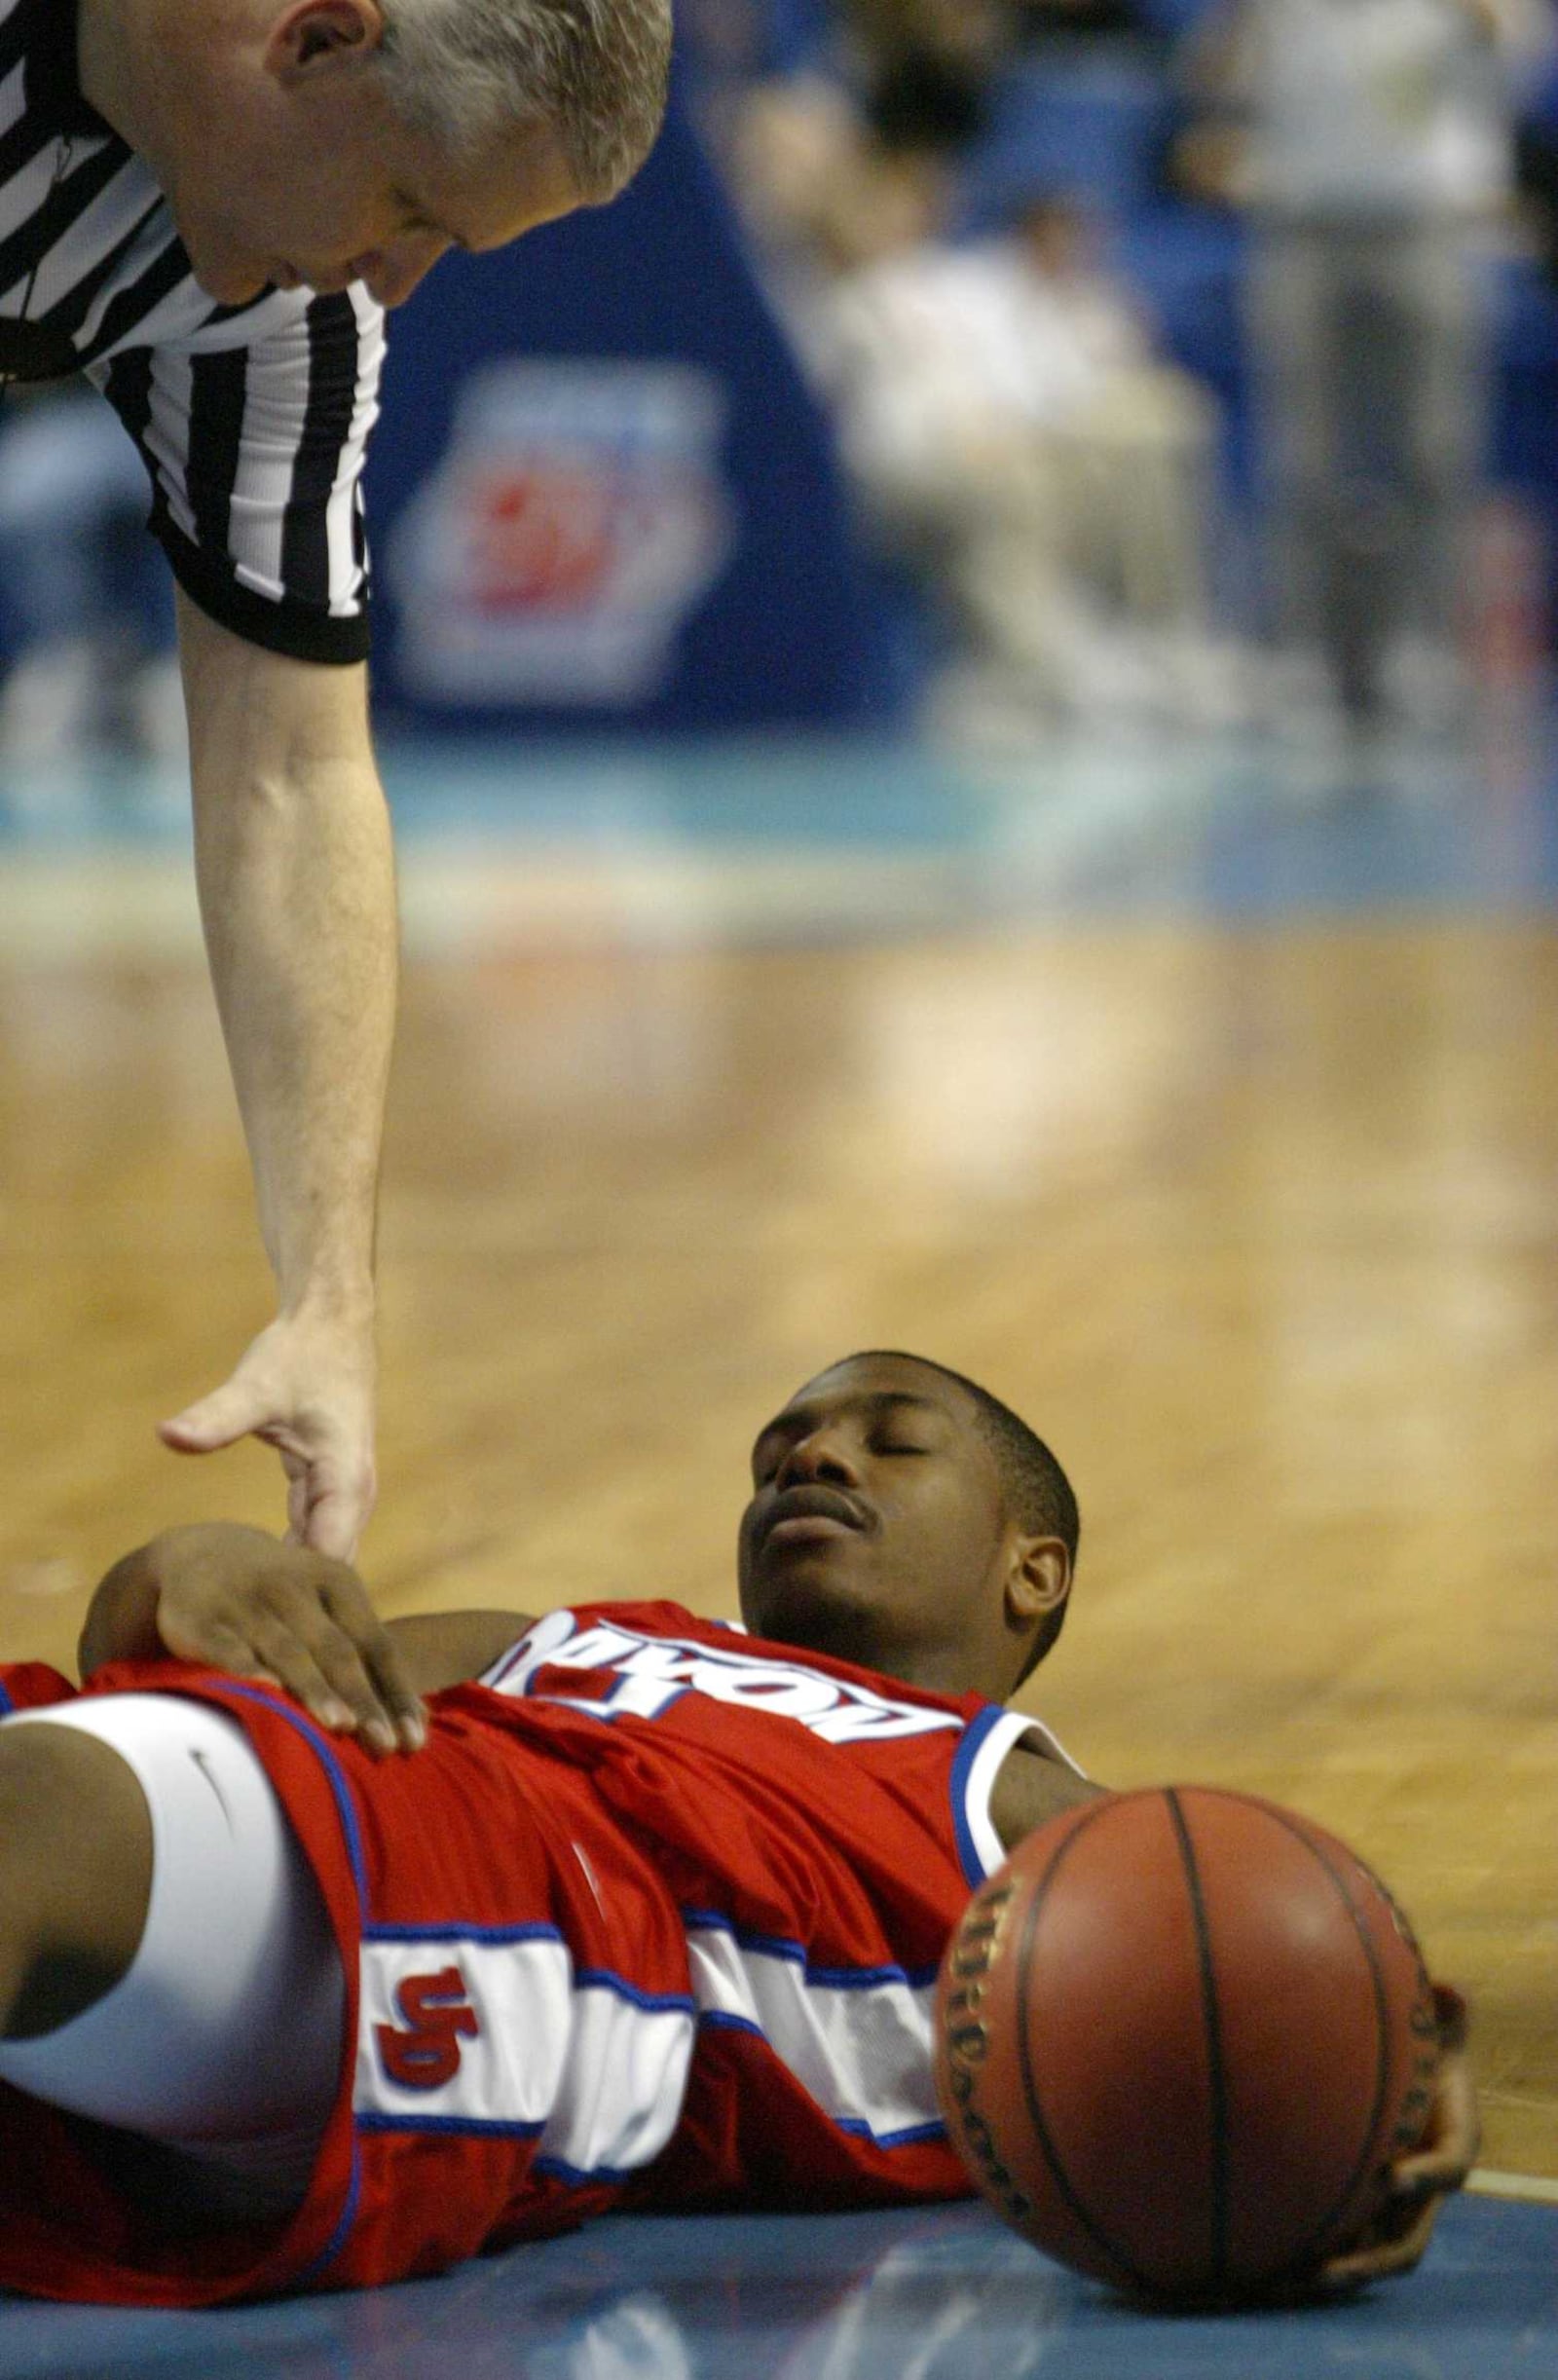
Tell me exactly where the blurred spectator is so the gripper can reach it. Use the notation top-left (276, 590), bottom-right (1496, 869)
top-left (809, 157), bottom-right (1232, 732)
top-left (869, 46), bottom-right (992, 150)
top-left (729, 32), bottom-right (989, 279)
top-left (1016, 1), bottom-right (1161, 53)
top-left (844, 0), bottom-right (1018, 84)
top-left (0, 386), bottom-right (181, 768)
top-left (1514, 43), bottom-right (1558, 278)
top-left (1179, 0), bottom-right (1551, 734)
top-left (732, 75), bottom-right (923, 272)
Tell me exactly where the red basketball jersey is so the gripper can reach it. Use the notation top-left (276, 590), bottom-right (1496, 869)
top-left (0, 1605), bottom-right (1078, 2303)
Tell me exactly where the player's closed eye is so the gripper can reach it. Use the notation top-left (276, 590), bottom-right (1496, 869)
top-left (751, 1432), bottom-right (932, 1481)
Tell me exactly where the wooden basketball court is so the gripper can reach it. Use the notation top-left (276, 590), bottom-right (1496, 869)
top-left (0, 737), bottom-right (1552, 2191)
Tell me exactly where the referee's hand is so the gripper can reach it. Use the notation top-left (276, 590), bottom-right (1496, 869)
top-left (159, 1306), bottom-right (377, 1563)
top-left (83, 1522), bottom-right (426, 1757)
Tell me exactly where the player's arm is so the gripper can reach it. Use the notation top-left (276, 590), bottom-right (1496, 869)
top-left (79, 1524), bottom-right (534, 1753)
top-left (155, 596), bottom-right (396, 1561)
top-left (988, 1734), bottom-right (1107, 1848)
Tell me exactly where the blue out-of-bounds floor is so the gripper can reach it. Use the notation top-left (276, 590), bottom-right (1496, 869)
top-left (0, 2193), bottom-right (1549, 2380)
top-left (6, 713), bottom-right (1558, 951)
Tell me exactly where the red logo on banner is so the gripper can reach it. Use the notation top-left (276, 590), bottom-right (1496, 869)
top-left (376, 1965), bottom-right (480, 2090)
top-left (387, 360), bottom-right (735, 704)
top-left (465, 465), bottom-right (621, 611)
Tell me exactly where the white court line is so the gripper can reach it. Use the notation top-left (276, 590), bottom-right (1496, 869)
top-left (1466, 2168), bottom-right (1558, 2205)
top-left (0, 847), bottom-right (971, 962)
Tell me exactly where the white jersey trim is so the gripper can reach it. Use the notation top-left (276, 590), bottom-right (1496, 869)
top-left (954, 1708), bottom-right (1086, 1884)
top-left (686, 1920), bottom-right (944, 2148)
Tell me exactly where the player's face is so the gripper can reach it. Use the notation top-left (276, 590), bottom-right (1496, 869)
top-left (737, 1355), bottom-right (1030, 1695)
top-left (150, 5), bottom-right (580, 308)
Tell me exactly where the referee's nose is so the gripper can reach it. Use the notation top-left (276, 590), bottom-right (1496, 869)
top-left (351, 233), bottom-right (451, 310)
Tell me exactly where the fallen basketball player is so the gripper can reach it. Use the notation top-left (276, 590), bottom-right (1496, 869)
top-left (0, 1351), bottom-right (1475, 2304)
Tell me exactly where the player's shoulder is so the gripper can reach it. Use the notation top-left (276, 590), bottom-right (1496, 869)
top-left (986, 1727), bottom-right (1103, 1851)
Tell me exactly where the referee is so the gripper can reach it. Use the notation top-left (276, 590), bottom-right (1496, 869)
top-left (3, 0), bottom-right (670, 1553)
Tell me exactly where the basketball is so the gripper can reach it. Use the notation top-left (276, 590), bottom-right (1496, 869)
top-left (934, 1786), bottom-right (1441, 2304)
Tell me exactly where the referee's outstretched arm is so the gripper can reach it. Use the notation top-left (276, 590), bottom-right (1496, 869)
top-left (155, 606), bottom-right (393, 1565)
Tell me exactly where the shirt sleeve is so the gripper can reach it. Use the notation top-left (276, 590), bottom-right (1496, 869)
top-left (87, 285), bottom-right (385, 665)
top-left (949, 1706), bottom-right (1089, 1886)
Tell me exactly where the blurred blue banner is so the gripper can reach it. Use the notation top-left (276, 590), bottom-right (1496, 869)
top-left (365, 87), bottom-right (895, 735)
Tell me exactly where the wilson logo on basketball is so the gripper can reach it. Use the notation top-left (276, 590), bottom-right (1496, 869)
top-left (938, 1881), bottom-right (1033, 2228)
top-left (375, 1965), bottom-right (480, 2090)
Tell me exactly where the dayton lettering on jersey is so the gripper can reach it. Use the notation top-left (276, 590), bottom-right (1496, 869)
top-left (483, 1610), bottom-right (964, 1745)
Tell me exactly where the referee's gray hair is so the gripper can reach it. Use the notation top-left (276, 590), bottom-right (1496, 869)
top-left (377, 0), bottom-right (673, 203)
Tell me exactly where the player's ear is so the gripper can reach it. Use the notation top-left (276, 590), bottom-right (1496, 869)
top-left (1004, 1537), bottom-right (1070, 1634)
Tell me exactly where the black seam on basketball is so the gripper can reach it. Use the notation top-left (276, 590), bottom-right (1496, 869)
top-left (1245, 1800), bottom-right (1402, 2269)
top-left (1011, 1796), bottom-right (1167, 2298)
top-left (1166, 1787), bottom-right (1230, 2292)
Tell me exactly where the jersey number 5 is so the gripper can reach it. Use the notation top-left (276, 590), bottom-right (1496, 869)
top-left (376, 1965), bottom-right (480, 2090)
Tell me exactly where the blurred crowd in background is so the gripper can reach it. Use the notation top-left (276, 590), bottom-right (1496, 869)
top-left (687, 0), bottom-right (1558, 743)
top-left (9, 0), bottom-right (1558, 762)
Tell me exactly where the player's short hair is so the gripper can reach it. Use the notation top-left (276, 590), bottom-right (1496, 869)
top-left (852, 1352), bottom-right (1080, 1677)
top-left (378, 0), bottom-right (673, 202)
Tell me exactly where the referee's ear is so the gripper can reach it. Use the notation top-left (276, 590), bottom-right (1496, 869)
top-left (265, 0), bottom-right (386, 83)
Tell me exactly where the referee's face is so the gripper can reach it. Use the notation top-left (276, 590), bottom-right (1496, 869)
top-left (148, 3), bottom-right (581, 309)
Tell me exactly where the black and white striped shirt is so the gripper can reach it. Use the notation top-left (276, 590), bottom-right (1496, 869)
top-left (0, 0), bottom-right (383, 662)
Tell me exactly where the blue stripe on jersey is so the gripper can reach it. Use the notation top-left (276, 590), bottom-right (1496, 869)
top-left (356, 2111), bottom-right (548, 2141)
top-left (0, 1681), bottom-right (15, 1717)
top-left (215, 1680), bottom-right (369, 1912)
top-left (680, 1907), bottom-right (940, 1993)
top-left (805, 1955), bottom-right (941, 1992)
top-left (573, 1970), bottom-right (698, 2016)
top-left (291, 2141), bottom-right (362, 2290)
top-left (948, 1701), bottom-right (1009, 1888)
top-left (531, 2153), bottom-right (638, 2188)
top-left (364, 1919), bottom-right (564, 1948)
top-left (836, 2116), bottom-right (947, 2149)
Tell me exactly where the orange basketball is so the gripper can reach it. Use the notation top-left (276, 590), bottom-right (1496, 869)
top-left (934, 1787), bottom-right (1439, 2304)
